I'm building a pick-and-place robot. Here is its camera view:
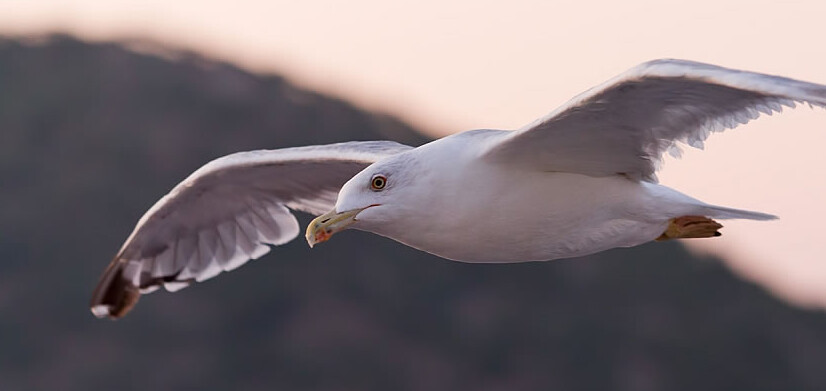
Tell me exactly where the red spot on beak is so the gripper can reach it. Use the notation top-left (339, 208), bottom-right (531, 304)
top-left (314, 229), bottom-right (331, 244)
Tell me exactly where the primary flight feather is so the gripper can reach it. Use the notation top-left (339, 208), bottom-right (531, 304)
top-left (91, 59), bottom-right (825, 319)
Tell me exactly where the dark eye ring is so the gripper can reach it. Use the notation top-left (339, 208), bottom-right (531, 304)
top-left (370, 175), bottom-right (387, 191)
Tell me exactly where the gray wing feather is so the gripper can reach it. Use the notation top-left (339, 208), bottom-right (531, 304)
top-left (91, 141), bottom-right (411, 318)
top-left (484, 59), bottom-right (826, 181)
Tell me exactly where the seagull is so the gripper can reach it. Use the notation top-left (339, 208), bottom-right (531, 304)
top-left (91, 59), bottom-right (826, 319)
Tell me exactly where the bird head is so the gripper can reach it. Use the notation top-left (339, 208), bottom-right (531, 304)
top-left (305, 154), bottom-right (418, 247)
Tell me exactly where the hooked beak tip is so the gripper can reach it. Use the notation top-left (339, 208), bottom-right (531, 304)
top-left (306, 228), bottom-right (330, 248)
top-left (306, 207), bottom-right (364, 248)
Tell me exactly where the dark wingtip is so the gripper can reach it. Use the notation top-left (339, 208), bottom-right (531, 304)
top-left (90, 258), bottom-right (141, 320)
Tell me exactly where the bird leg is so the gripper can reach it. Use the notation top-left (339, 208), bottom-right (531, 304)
top-left (656, 216), bottom-right (723, 241)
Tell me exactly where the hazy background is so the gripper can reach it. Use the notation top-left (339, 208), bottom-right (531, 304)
top-left (2, 0), bottom-right (825, 308)
top-left (2, 1), bottom-right (826, 390)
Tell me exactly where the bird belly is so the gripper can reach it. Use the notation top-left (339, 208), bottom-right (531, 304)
top-left (385, 172), bottom-right (675, 263)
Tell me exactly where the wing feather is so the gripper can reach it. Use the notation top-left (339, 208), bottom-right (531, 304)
top-left (195, 230), bottom-right (222, 282)
top-left (90, 141), bottom-right (411, 319)
top-left (484, 59), bottom-right (826, 181)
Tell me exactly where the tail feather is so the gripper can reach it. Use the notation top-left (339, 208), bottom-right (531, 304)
top-left (702, 205), bottom-right (778, 221)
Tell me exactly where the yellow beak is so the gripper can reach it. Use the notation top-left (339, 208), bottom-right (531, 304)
top-left (305, 208), bottom-right (364, 248)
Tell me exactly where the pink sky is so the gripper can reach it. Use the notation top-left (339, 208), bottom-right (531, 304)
top-left (3, 0), bottom-right (826, 308)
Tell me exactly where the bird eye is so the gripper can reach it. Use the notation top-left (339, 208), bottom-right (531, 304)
top-left (370, 175), bottom-right (387, 191)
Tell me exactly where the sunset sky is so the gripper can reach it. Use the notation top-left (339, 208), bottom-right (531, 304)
top-left (2, 0), bottom-right (826, 308)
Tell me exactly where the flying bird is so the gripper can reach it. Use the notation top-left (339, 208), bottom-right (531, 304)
top-left (91, 59), bottom-right (826, 319)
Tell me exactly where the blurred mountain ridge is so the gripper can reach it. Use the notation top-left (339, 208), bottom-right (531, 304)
top-left (1, 34), bottom-right (826, 391)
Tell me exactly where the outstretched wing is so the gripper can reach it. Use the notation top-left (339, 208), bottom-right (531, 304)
top-left (90, 141), bottom-right (412, 319)
top-left (484, 59), bottom-right (826, 181)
